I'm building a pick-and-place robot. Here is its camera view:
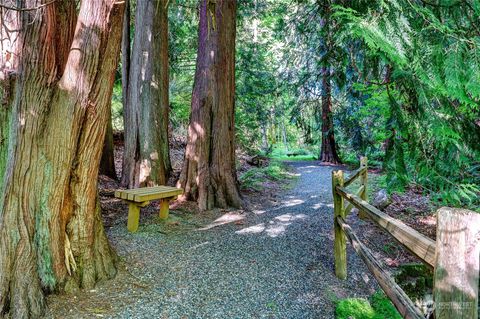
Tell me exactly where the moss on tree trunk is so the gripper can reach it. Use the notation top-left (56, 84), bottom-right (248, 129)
top-left (0, 0), bottom-right (125, 317)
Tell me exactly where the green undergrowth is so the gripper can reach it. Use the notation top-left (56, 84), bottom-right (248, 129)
top-left (239, 160), bottom-right (296, 191)
top-left (366, 172), bottom-right (387, 199)
top-left (336, 291), bottom-right (401, 319)
top-left (268, 146), bottom-right (316, 161)
top-left (342, 153), bottom-right (383, 170)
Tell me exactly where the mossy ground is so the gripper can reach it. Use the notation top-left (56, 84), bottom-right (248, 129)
top-left (335, 291), bottom-right (401, 319)
top-left (394, 263), bottom-right (433, 300)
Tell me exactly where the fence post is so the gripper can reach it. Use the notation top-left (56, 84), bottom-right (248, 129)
top-left (434, 207), bottom-right (480, 319)
top-left (333, 170), bottom-right (346, 279)
top-left (358, 156), bottom-right (368, 220)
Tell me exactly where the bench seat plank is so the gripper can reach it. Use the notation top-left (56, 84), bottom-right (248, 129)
top-left (117, 185), bottom-right (174, 195)
top-left (134, 189), bottom-right (183, 202)
top-left (115, 186), bottom-right (175, 199)
top-left (115, 186), bottom-right (183, 202)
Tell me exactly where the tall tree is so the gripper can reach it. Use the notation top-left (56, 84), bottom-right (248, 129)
top-left (178, 0), bottom-right (242, 211)
top-left (0, 0), bottom-right (124, 317)
top-left (121, 0), bottom-right (130, 135)
top-left (318, 1), bottom-right (341, 163)
top-left (280, 0), bottom-right (343, 163)
top-left (122, 0), bottom-right (171, 188)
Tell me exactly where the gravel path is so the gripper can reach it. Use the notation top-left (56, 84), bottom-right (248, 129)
top-left (49, 162), bottom-right (377, 318)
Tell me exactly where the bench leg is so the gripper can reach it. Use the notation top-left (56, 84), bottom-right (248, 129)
top-left (127, 203), bottom-right (141, 232)
top-left (159, 199), bottom-right (169, 220)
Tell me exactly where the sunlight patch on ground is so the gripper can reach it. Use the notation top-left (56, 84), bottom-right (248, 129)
top-left (197, 212), bottom-right (245, 230)
top-left (274, 213), bottom-right (307, 222)
top-left (236, 223), bottom-right (266, 234)
top-left (419, 215), bottom-right (436, 226)
top-left (282, 199), bottom-right (305, 207)
top-left (266, 222), bottom-right (290, 237)
top-left (287, 171), bottom-right (301, 177)
top-left (236, 214), bottom-right (308, 237)
top-left (312, 202), bottom-right (334, 210)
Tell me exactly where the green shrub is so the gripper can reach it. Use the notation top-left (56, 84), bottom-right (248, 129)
top-left (336, 298), bottom-right (375, 319)
top-left (370, 291), bottom-right (402, 319)
top-left (239, 161), bottom-right (293, 190)
top-left (268, 146), bottom-right (316, 161)
top-left (336, 291), bottom-right (401, 319)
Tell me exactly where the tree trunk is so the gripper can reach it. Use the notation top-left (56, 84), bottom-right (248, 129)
top-left (319, 68), bottom-right (341, 164)
top-left (282, 121), bottom-right (288, 152)
top-left (319, 2), bottom-right (341, 164)
top-left (120, 0), bottom-right (130, 177)
top-left (121, 0), bottom-right (171, 188)
top-left (100, 116), bottom-right (117, 179)
top-left (0, 1), bottom-right (124, 317)
top-left (261, 122), bottom-right (269, 152)
top-left (178, 0), bottom-right (242, 211)
top-left (121, 0), bottom-right (130, 109)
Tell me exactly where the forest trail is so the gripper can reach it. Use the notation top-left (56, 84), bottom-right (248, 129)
top-left (48, 162), bottom-right (377, 318)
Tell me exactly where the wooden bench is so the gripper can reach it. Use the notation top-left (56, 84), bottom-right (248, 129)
top-left (114, 186), bottom-right (183, 232)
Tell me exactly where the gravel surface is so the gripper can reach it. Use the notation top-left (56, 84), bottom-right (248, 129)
top-left (47, 162), bottom-right (378, 318)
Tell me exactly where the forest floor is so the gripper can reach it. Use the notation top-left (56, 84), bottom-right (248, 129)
top-left (46, 161), bottom-right (388, 318)
top-left (46, 145), bottom-right (438, 319)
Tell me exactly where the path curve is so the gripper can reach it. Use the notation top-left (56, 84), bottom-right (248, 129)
top-left (47, 162), bottom-right (377, 318)
top-left (107, 162), bottom-right (377, 318)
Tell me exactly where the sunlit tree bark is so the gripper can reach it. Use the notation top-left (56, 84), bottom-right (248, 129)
top-left (122, 0), bottom-right (171, 188)
top-left (178, 0), bottom-right (242, 211)
top-left (0, 0), bottom-right (124, 317)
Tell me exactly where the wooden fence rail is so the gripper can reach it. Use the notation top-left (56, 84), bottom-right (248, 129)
top-left (332, 157), bottom-right (480, 319)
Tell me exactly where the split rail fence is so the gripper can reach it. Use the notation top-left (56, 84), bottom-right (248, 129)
top-left (332, 157), bottom-right (480, 319)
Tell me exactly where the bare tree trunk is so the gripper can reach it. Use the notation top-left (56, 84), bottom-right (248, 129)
top-left (320, 66), bottom-right (341, 164)
top-left (178, 0), bottom-right (242, 211)
top-left (121, 0), bottom-right (130, 109)
top-left (0, 1), bottom-right (124, 317)
top-left (122, 0), bottom-right (171, 188)
top-left (120, 0), bottom-right (130, 178)
top-left (261, 122), bottom-right (269, 151)
top-left (282, 121), bottom-right (288, 152)
top-left (100, 116), bottom-right (117, 179)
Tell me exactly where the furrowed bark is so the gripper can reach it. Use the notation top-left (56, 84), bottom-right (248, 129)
top-left (122, 0), bottom-right (171, 188)
top-left (178, 0), bottom-right (242, 211)
top-left (120, 0), bottom-right (131, 182)
top-left (0, 0), bottom-right (124, 317)
top-left (320, 65), bottom-right (341, 164)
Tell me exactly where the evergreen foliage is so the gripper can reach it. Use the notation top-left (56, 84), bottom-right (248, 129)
top-left (116, 0), bottom-right (480, 209)
top-left (332, 0), bottom-right (480, 206)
